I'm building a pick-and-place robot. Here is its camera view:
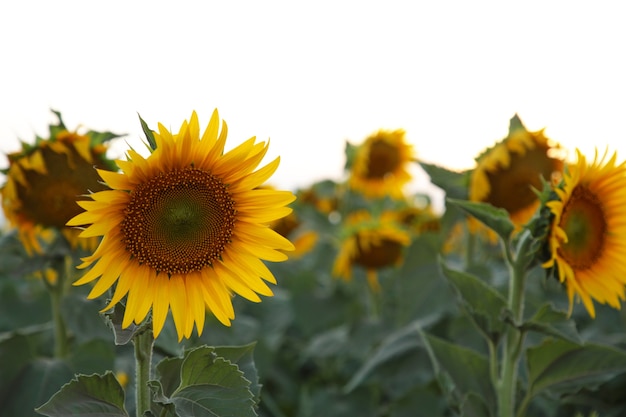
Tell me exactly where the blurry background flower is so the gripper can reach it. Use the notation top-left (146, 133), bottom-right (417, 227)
top-left (347, 129), bottom-right (414, 200)
top-left (333, 210), bottom-right (411, 292)
top-left (1, 110), bottom-right (120, 254)
top-left (67, 110), bottom-right (295, 340)
top-left (469, 115), bottom-right (564, 238)
top-left (542, 149), bottom-right (626, 317)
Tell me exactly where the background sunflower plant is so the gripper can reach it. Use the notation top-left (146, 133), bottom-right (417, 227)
top-left (4, 113), bottom-right (626, 417)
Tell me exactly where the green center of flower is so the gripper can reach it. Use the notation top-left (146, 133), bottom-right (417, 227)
top-left (122, 167), bottom-right (236, 275)
top-left (558, 185), bottom-right (606, 270)
top-left (366, 140), bottom-right (400, 178)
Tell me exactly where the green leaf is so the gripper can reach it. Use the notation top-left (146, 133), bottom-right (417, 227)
top-left (519, 303), bottom-right (582, 345)
top-left (67, 339), bottom-right (116, 375)
top-left (439, 260), bottom-right (508, 342)
top-left (214, 343), bottom-right (261, 403)
top-left (345, 318), bottom-right (436, 393)
top-left (138, 114), bottom-right (157, 151)
top-left (152, 346), bottom-right (257, 417)
top-left (418, 162), bottom-right (469, 200)
top-left (527, 339), bottom-right (626, 397)
top-left (446, 198), bottom-right (514, 241)
top-left (2, 358), bottom-right (74, 417)
top-left (0, 333), bottom-right (35, 395)
top-left (102, 302), bottom-right (143, 345)
top-left (36, 372), bottom-right (127, 417)
top-left (155, 356), bottom-right (184, 398)
top-left (422, 333), bottom-right (496, 414)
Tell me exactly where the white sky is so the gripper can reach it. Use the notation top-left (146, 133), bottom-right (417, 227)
top-left (1, 1), bottom-right (625, 204)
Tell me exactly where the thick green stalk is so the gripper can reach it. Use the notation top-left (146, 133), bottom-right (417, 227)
top-left (133, 327), bottom-right (154, 417)
top-left (47, 255), bottom-right (72, 358)
top-left (497, 232), bottom-right (533, 417)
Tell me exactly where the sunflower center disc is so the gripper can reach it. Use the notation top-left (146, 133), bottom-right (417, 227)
top-left (122, 167), bottom-right (236, 275)
top-left (558, 185), bottom-right (606, 270)
top-left (367, 140), bottom-right (400, 178)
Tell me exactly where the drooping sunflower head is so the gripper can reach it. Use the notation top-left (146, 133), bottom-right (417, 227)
top-left (67, 110), bottom-right (296, 340)
top-left (348, 129), bottom-right (414, 199)
top-left (469, 115), bottom-right (564, 237)
top-left (541, 148), bottom-right (626, 317)
top-left (1, 110), bottom-right (119, 254)
top-left (332, 210), bottom-right (411, 292)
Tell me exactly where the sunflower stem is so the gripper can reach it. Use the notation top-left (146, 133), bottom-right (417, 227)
top-left (498, 231), bottom-right (533, 417)
top-left (47, 255), bottom-right (72, 359)
top-left (133, 325), bottom-right (154, 417)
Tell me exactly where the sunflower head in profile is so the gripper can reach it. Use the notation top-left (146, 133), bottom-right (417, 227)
top-left (541, 148), bottom-right (626, 317)
top-left (332, 210), bottom-right (411, 292)
top-left (469, 115), bottom-right (564, 238)
top-left (67, 110), bottom-right (296, 340)
top-left (348, 129), bottom-right (414, 199)
top-left (1, 110), bottom-right (119, 255)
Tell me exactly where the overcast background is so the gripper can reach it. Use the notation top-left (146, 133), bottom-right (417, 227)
top-left (1, 1), bottom-right (625, 210)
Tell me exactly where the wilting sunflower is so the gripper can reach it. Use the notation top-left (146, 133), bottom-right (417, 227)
top-left (469, 115), bottom-right (563, 236)
top-left (333, 210), bottom-right (411, 292)
top-left (67, 110), bottom-right (295, 340)
top-left (1, 111), bottom-right (118, 255)
top-left (348, 129), bottom-right (414, 199)
top-left (542, 149), bottom-right (626, 317)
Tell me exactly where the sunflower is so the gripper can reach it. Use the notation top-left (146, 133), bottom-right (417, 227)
top-left (542, 149), bottom-right (626, 317)
top-left (348, 129), bottom-right (414, 199)
top-left (67, 110), bottom-right (296, 340)
top-left (332, 210), bottom-right (411, 292)
top-left (469, 115), bottom-right (563, 236)
top-left (1, 111), bottom-right (118, 255)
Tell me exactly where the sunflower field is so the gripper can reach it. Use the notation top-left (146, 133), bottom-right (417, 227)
top-left (1, 110), bottom-right (626, 417)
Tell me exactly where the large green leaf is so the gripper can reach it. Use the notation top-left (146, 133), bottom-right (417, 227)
top-left (527, 339), bottom-right (626, 397)
top-left (35, 372), bottom-right (127, 417)
top-left (0, 333), bottom-right (35, 396)
top-left (446, 198), bottom-right (514, 242)
top-left (214, 343), bottom-right (261, 403)
top-left (151, 346), bottom-right (257, 417)
top-left (418, 162), bottom-right (469, 200)
top-left (344, 318), bottom-right (435, 393)
top-left (439, 260), bottom-right (508, 342)
top-left (422, 333), bottom-right (496, 415)
top-left (519, 303), bottom-right (582, 345)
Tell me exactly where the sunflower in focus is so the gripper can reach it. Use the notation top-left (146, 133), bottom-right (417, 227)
top-left (542, 149), bottom-right (626, 317)
top-left (348, 129), bottom-right (414, 199)
top-left (67, 110), bottom-right (295, 340)
top-left (333, 210), bottom-right (411, 292)
top-left (469, 115), bottom-right (564, 238)
top-left (1, 111), bottom-right (118, 255)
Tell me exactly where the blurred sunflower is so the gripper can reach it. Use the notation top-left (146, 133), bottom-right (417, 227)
top-left (1, 111), bottom-right (118, 255)
top-left (542, 149), bottom-right (626, 317)
top-left (270, 211), bottom-right (318, 258)
top-left (348, 129), bottom-right (414, 199)
top-left (333, 210), bottom-right (411, 292)
top-left (469, 115), bottom-right (563, 237)
top-left (67, 110), bottom-right (295, 340)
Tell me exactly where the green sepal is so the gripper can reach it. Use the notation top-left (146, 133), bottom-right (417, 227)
top-left (138, 113), bottom-right (157, 151)
top-left (35, 372), bottom-right (128, 417)
top-left (447, 198), bottom-right (514, 242)
top-left (508, 113), bottom-right (528, 135)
